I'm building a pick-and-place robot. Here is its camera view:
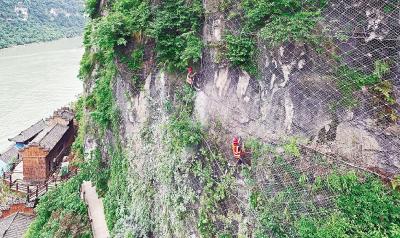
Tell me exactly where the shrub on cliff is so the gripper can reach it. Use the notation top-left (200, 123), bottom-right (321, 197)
top-left (149, 0), bottom-right (203, 71)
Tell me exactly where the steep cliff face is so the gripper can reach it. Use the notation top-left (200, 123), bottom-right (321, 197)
top-left (198, 0), bottom-right (400, 172)
top-left (78, 0), bottom-right (400, 237)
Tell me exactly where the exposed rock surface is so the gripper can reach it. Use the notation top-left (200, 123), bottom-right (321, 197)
top-left (194, 0), bottom-right (400, 174)
top-left (83, 0), bottom-right (400, 236)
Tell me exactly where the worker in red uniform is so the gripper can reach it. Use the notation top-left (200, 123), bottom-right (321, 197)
top-left (186, 67), bottom-right (196, 85)
top-left (232, 136), bottom-right (245, 165)
top-left (186, 67), bottom-right (200, 90)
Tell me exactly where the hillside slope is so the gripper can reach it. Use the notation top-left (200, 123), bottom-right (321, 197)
top-left (0, 0), bottom-right (85, 48)
top-left (26, 0), bottom-right (400, 237)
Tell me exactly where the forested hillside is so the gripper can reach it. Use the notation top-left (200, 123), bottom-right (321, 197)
top-left (0, 0), bottom-right (85, 48)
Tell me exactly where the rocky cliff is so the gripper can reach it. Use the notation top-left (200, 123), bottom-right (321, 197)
top-left (84, 0), bottom-right (400, 237)
top-left (26, 0), bottom-right (400, 237)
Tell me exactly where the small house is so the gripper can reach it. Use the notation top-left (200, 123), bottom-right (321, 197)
top-left (21, 109), bottom-right (75, 183)
top-left (1, 108), bottom-right (75, 183)
top-left (20, 124), bottom-right (72, 182)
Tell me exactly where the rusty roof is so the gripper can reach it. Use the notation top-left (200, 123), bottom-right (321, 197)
top-left (0, 212), bottom-right (34, 238)
top-left (30, 124), bottom-right (69, 151)
top-left (0, 146), bottom-right (18, 165)
top-left (8, 120), bottom-right (46, 143)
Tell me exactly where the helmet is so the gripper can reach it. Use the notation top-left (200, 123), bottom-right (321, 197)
top-left (188, 67), bottom-right (193, 73)
top-left (233, 136), bottom-right (239, 145)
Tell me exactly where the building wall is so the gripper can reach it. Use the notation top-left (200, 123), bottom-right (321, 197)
top-left (21, 120), bottom-right (75, 183)
top-left (64, 121), bottom-right (76, 153)
top-left (47, 123), bottom-right (74, 171)
top-left (21, 146), bottom-right (49, 183)
top-left (0, 204), bottom-right (34, 219)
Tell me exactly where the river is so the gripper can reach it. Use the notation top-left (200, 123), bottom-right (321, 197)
top-left (0, 37), bottom-right (83, 152)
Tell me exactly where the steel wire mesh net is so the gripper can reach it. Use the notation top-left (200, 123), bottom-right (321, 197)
top-left (201, 0), bottom-right (400, 236)
top-left (202, 0), bottom-right (400, 164)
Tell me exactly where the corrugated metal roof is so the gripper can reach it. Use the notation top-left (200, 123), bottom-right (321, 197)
top-left (31, 124), bottom-right (69, 151)
top-left (9, 120), bottom-right (46, 143)
top-left (0, 146), bottom-right (18, 165)
top-left (0, 213), bottom-right (34, 238)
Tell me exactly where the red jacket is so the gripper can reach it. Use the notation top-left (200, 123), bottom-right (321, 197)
top-left (232, 143), bottom-right (242, 160)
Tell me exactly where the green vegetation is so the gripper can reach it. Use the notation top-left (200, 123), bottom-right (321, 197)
top-left (78, 0), bottom-right (204, 96)
top-left (336, 60), bottom-right (398, 123)
top-left (149, 0), bottom-right (203, 71)
top-left (121, 46), bottom-right (146, 88)
top-left (163, 85), bottom-right (234, 237)
top-left (222, 0), bottom-right (326, 75)
top-left (82, 62), bottom-right (128, 232)
top-left (167, 85), bottom-right (203, 152)
top-left (103, 144), bottom-right (129, 230)
top-left (0, 183), bottom-right (22, 205)
top-left (80, 0), bottom-right (151, 76)
top-left (121, 47), bottom-right (144, 72)
top-left (161, 83), bottom-right (237, 237)
top-left (242, 0), bottom-right (325, 45)
top-left (249, 158), bottom-right (400, 237)
top-left (79, 52), bottom-right (94, 80)
top-left (25, 170), bottom-right (91, 238)
top-left (28, 0), bottom-right (400, 237)
top-left (125, 85), bottom-right (203, 236)
top-left (86, 64), bottom-right (120, 131)
top-left (81, 0), bottom-right (203, 76)
top-left (195, 148), bottom-right (235, 237)
top-left (259, 11), bottom-right (322, 47)
top-left (336, 65), bottom-right (377, 108)
top-left (0, 0), bottom-right (85, 48)
top-left (297, 173), bottom-right (400, 238)
top-left (225, 33), bottom-right (257, 76)
top-left (71, 97), bottom-right (86, 158)
top-left (283, 137), bottom-right (301, 157)
top-left (244, 139), bottom-right (304, 237)
top-left (85, 0), bottom-right (99, 18)
top-left (242, 139), bottom-right (400, 238)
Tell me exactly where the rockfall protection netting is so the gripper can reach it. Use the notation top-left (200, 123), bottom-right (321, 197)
top-left (196, 0), bottom-right (400, 236)
top-left (243, 145), bottom-right (388, 237)
top-left (200, 140), bottom-right (397, 237)
top-left (198, 0), bottom-right (400, 171)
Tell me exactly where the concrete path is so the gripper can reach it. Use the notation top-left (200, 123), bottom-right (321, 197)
top-left (81, 181), bottom-right (110, 238)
